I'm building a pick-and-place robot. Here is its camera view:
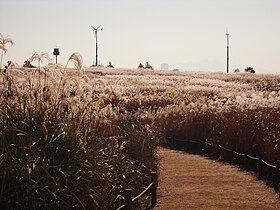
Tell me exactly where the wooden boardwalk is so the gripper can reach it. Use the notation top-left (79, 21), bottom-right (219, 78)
top-left (155, 148), bottom-right (280, 210)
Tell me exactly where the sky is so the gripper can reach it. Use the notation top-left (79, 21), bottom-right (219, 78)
top-left (0, 0), bottom-right (280, 74)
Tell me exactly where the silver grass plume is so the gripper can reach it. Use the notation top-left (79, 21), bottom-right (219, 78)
top-left (66, 52), bottom-right (83, 70)
top-left (0, 33), bottom-right (15, 69)
top-left (29, 51), bottom-right (50, 68)
top-left (56, 52), bottom-right (83, 100)
top-left (0, 33), bottom-right (15, 53)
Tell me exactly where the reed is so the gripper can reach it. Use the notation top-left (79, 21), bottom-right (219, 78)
top-left (1, 63), bottom-right (280, 208)
top-left (0, 33), bottom-right (15, 68)
top-left (0, 61), bottom-right (158, 209)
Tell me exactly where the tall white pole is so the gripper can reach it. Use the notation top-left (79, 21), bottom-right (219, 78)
top-left (226, 29), bottom-right (230, 73)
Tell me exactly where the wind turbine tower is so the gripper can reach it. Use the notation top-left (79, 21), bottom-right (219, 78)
top-left (91, 25), bottom-right (103, 66)
top-left (226, 29), bottom-right (230, 73)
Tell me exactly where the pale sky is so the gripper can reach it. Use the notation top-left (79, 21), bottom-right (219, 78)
top-left (1, 0), bottom-right (280, 73)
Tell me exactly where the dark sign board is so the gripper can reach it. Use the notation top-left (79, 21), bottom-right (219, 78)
top-left (53, 48), bottom-right (60, 56)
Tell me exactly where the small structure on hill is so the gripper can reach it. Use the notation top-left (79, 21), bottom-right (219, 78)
top-left (244, 67), bottom-right (255, 73)
top-left (138, 62), bottom-right (144, 69)
top-left (107, 61), bottom-right (114, 68)
top-left (144, 62), bottom-right (154, 70)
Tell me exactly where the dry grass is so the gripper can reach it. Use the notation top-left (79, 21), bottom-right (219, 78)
top-left (1, 64), bottom-right (280, 209)
top-left (0, 65), bottom-right (158, 209)
top-left (156, 148), bottom-right (280, 209)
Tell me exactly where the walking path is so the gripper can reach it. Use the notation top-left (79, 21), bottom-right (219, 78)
top-left (155, 148), bottom-right (280, 209)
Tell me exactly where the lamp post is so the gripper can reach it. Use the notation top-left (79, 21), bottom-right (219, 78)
top-left (91, 25), bottom-right (103, 66)
top-left (226, 29), bottom-right (230, 73)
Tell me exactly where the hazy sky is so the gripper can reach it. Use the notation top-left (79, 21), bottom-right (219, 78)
top-left (1, 0), bottom-right (280, 73)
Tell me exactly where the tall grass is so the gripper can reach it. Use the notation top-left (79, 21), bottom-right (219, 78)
top-left (1, 63), bottom-right (280, 208)
top-left (0, 60), bottom-right (158, 209)
top-left (158, 106), bottom-right (280, 163)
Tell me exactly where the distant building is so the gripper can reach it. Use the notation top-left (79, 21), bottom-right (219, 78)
top-left (161, 63), bottom-right (169, 70)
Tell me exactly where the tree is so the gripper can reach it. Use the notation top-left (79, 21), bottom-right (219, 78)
top-left (0, 33), bottom-right (15, 69)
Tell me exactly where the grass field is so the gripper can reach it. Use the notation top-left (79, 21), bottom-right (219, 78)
top-left (1, 62), bottom-right (280, 208)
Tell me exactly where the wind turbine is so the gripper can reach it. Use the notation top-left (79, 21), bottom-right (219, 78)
top-left (91, 25), bottom-right (103, 66)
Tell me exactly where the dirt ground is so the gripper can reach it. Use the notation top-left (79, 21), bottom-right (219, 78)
top-left (155, 148), bottom-right (280, 210)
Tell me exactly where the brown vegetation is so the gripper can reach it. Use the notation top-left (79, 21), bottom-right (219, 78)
top-left (1, 63), bottom-right (280, 208)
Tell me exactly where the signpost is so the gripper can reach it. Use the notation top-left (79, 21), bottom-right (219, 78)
top-left (53, 48), bottom-right (60, 64)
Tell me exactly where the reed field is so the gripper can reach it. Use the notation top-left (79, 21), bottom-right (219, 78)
top-left (1, 55), bottom-right (280, 209)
